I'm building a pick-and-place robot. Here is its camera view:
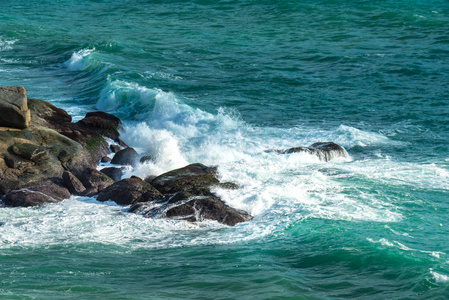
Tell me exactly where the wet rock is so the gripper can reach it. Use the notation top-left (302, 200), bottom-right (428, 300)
top-left (275, 142), bottom-right (348, 162)
top-left (100, 167), bottom-right (124, 182)
top-left (0, 86), bottom-right (30, 129)
top-left (101, 156), bottom-right (112, 163)
top-left (140, 155), bottom-right (154, 164)
top-left (62, 171), bottom-right (86, 195)
top-left (79, 168), bottom-right (114, 196)
top-left (3, 190), bottom-right (57, 207)
top-left (97, 176), bottom-right (162, 205)
top-left (78, 111), bottom-right (122, 141)
top-left (110, 144), bottom-right (122, 153)
top-left (130, 196), bottom-right (253, 226)
top-left (111, 147), bottom-right (138, 166)
top-left (150, 163), bottom-right (220, 194)
top-left (2, 179), bottom-right (70, 207)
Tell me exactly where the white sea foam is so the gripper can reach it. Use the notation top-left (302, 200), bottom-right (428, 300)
top-left (0, 37), bottom-right (17, 51)
top-left (64, 48), bottom-right (95, 71)
top-left (430, 269), bottom-right (449, 283)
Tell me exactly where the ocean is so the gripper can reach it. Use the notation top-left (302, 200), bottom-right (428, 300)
top-left (1, 0), bottom-right (449, 298)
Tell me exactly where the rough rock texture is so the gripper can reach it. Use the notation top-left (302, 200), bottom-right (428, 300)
top-left (150, 163), bottom-right (220, 194)
top-left (0, 88), bottom-right (122, 203)
top-left (3, 179), bottom-right (70, 207)
top-left (79, 168), bottom-right (114, 196)
top-left (0, 86), bottom-right (30, 129)
top-left (130, 196), bottom-right (253, 226)
top-left (111, 147), bottom-right (138, 166)
top-left (78, 111), bottom-right (122, 142)
top-left (97, 176), bottom-right (162, 205)
top-left (126, 163), bottom-right (251, 226)
top-left (62, 171), bottom-right (86, 195)
top-left (0, 87), bottom-right (121, 203)
top-left (275, 142), bottom-right (348, 162)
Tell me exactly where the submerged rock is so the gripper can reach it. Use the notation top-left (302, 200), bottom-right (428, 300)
top-left (130, 195), bottom-right (253, 226)
top-left (0, 86), bottom-right (30, 129)
top-left (274, 142), bottom-right (348, 162)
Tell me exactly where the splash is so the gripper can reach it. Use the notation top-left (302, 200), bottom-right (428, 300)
top-left (64, 48), bottom-right (95, 71)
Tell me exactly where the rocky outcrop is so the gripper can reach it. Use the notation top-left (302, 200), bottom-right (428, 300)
top-left (0, 86), bottom-right (118, 203)
top-left (0, 86), bottom-right (253, 226)
top-left (274, 142), bottom-right (348, 162)
top-left (0, 86), bottom-right (30, 129)
top-left (126, 163), bottom-right (252, 226)
top-left (97, 176), bottom-right (162, 205)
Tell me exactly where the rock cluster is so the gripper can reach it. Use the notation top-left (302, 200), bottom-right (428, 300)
top-left (0, 86), bottom-right (253, 226)
top-left (0, 86), bottom-right (349, 226)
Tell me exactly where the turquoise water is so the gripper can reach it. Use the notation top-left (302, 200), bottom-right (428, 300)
top-left (1, 0), bottom-right (449, 298)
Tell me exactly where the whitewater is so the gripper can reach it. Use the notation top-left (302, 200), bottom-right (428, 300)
top-left (1, 0), bottom-right (449, 298)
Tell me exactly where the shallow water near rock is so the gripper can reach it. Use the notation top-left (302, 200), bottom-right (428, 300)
top-left (1, 0), bottom-right (449, 298)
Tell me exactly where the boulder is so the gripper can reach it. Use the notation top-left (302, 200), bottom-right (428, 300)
top-left (100, 167), bottom-right (124, 182)
top-left (97, 176), bottom-right (162, 205)
top-left (79, 168), bottom-right (114, 196)
top-left (2, 179), bottom-right (70, 207)
top-left (62, 171), bottom-right (86, 195)
top-left (77, 111), bottom-right (121, 141)
top-left (110, 144), bottom-right (122, 153)
top-left (101, 156), bottom-right (112, 163)
top-left (275, 142), bottom-right (348, 162)
top-left (3, 190), bottom-right (58, 207)
top-left (111, 147), bottom-right (138, 166)
top-left (130, 196), bottom-right (253, 226)
top-left (150, 163), bottom-right (220, 194)
top-left (0, 86), bottom-right (30, 129)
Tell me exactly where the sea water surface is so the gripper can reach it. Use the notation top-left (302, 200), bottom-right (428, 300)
top-left (1, 0), bottom-right (449, 299)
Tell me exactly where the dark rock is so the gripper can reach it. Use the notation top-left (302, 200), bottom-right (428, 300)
top-left (0, 86), bottom-right (30, 129)
top-left (100, 167), bottom-right (124, 182)
top-left (77, 111), bottom-right (122, 141)
top-left (27, 98), bottom-right (72, 128)
top-left (218, 182), bottom-right (240, 190)
top-left (151, 163), bottom-right (219, 194)
top-left (3, 179), bottom-right (71, 207)
top-left (111, 147), bottom-right (138, 166)
top-left (79, 168), bottom-right (114, 196)
top-left (97, 177), bottom-right (162, 205)
top-left (110, 144), bottom-right (122, 153)
top-left (101, 156), bottom-right (111, 163)
top-left (274, 142), bottom-right (348, 162)
top-left (140, 155), bottom-right (154, 164)
top-left (131, 196), bottom-right (253, 226)
top-left (62, 171), bottom-right (86, 195)
top-left (3, 190), bottom-right (57, 207)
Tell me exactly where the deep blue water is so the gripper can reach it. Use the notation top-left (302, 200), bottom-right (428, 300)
top-left (1, 0), bottom-right (449, 299)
